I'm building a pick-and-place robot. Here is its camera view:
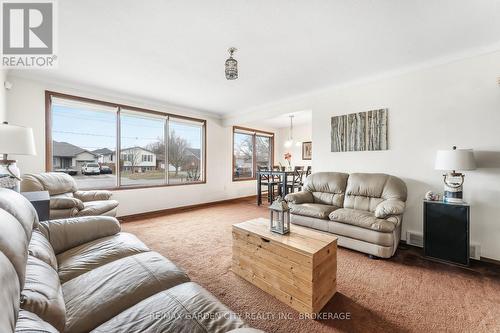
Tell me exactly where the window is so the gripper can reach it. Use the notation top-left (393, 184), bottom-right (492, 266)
top-left (46, 91), bottom-right (206, 189)
top-left (50, 96), bottom-right (118, 189)
top-left (141, 155), bottom-right (153, 162)
top-left (168, 118), bottom-right (204, 184)
top-left (233, 126), bottom-right (274, 181)
top-left (120, 110), bottom-right (164, 187)
top-left (256, 136), bottom-right (272, 170)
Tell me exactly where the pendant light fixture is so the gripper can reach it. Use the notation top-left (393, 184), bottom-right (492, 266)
top-left (225, 47), bottom-right (238, 80)
top-left (284, 115), bottom-right (302, 148)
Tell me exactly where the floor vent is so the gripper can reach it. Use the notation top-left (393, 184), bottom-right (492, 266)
top-left (406, 231), bottom-right (481, 259)
top-left (470, 243), bottom-right (481, 260)
top-left (406, 230), bottom-right (423, 248)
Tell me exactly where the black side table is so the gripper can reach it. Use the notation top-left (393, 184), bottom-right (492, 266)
top-left (423, 200), bottom-right (470, 267)
top-left (21, 191), bottom-right (50, 222)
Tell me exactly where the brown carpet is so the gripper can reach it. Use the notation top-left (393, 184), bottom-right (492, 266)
top-left (122, 199), bottom-right (500, 333)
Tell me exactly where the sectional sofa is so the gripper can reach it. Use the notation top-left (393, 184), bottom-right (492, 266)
top-left (0, 188), bottom-right (261, 333)
top-left (285, 172), bottom-right (407, 258)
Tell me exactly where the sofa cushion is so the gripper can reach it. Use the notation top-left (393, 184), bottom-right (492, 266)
top-left (344, 173), bottom-right (407, 212)
top-left (0, 251), bottom-right (20, 333)
top-left (57, 232), bottom-right (150, 283)
top-left (74, 190), bottom-right (113, 202)
top-left (284, 191), bottom-right (313, 204)
top-left (22, 173), bottom-right (78, 196)
top-left (374, 199), bottom-right (406, 218)
top-left (39, 216), bottom-right (121, 254)
top-left (50, 196), bottom-right (84, 210)
top-left (15, 310), bottom-right (59, 333)
top-left (329, 208), bottom-right (399, 233)
top-left (50, 208), bottom-right (79, 219)
top-left (0, 208), bottom-right (31, 289)
top-left (302, 172), bottom-right (348, 206)
top-left (21, 256), bottom-right (66, 332)
top-left (0, 188), bottom-right (39, 239)
top-left (76, 200), bottom-right (119, 216)
top-left (91, 282), bottom-right (247, 333)
top-left (28, 229), bottom-right (58, 270)
top-left (63, 251), bottom-right (190, 333)
top-left (290, 214), bottom-right (397, 247)
top-left (289, 203), bottom-right (338, 220)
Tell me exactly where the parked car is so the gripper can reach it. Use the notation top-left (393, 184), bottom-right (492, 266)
top-left (100, 165), bottom-right (113, 174)
top-left (55, 168), bottom-right (78, 176)
top-left (81, 163), bottom-right (100, 175)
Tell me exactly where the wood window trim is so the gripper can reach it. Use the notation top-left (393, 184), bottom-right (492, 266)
top-left (232, 125), bottom-right (274, 182)
top-left (45, 90), bottom-right (207, 191)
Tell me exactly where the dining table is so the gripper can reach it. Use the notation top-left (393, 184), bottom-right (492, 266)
top-left (256, 170), bottom-right (299, 205)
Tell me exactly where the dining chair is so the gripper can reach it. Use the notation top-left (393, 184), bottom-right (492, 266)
top-left (305, 165), bottom-right (312, 177)
top-left (299, 166), bottom-right (312, 189)
top-left (258, 166), bottom-right (281, 203)
top-left (286, 166), bottom-right (304, 193)
top-left (272, 166), bottom-right (283, 197)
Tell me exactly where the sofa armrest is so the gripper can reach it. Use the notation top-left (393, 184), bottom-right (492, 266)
top-left (74, 190), bottom-right (113, 202)
top-left (285, 191), bottom-right (314, 204)
top-left (50, 197), bottom-right (84, 210)
top-left (38, 216), bottom-right (121, 254)
top-left (375, 199), bottom-right (406, 218)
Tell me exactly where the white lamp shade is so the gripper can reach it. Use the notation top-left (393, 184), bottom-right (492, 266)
top-left (435, 148), bottom-right (476, 171)
top-left (0, 123), bottom-right (36, 156)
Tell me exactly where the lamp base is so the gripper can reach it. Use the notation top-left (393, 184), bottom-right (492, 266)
top-left (0, 160), bottom-right (21, 192)
top-left (443, 172), bottom-right (464, 203)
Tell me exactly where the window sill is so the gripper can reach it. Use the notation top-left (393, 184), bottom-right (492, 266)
top-left (232, 177), bottom-right (257, 182)
top-left (79, 181), bottom-right (206, 192)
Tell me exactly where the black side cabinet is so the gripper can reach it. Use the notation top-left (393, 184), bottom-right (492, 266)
top-left (21, 191), bottom-right (50, 222)
top-left (423, 200), bottom-right (470, 267)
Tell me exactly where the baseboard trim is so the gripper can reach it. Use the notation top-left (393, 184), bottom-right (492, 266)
top-left (479, 256), bottom-right (500, 266)
top-left (398, 240), bottom-right (500, 267)
top-left (118, 195), bottom-right (257, 223)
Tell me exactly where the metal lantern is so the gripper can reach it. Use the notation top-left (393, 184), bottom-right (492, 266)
top-left (225, 47), bottom-right (238, 80)
top-left (269, 196), bottom-right (290, 235)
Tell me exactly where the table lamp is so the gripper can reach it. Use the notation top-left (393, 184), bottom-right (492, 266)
top-left (435, 146), bottom-right (476, 203)
top-left (0, 122), bottom-right (36, 191)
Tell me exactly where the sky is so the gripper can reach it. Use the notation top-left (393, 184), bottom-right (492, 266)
top-left (52, 104), bottom-right (202, 152)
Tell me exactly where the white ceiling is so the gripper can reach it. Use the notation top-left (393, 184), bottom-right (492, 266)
top-left (12, 0), bottom-right (500, 116)
top-left (257, 110), bottom-right (312, 129)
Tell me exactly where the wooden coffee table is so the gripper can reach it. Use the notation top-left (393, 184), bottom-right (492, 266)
top-left (232, 218), bottom-right (337, 314)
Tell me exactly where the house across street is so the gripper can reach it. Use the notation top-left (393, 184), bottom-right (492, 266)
top-left (51, 141), bottom-right (201, 189)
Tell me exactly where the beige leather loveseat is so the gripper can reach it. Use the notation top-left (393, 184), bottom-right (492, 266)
top-left (285, 172), bottom-right (407, 258)
top-left (21, 172), bottom-right (119, 219)
top-left (0, 188), bottom-right (260, 333)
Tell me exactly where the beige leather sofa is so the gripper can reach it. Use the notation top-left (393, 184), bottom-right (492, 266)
top-left (0, 188), bottom-right (260, 333)
top-left (285, 172), bottom-right (407, 258)
top-left (21, 172), bottom-right (119, 219)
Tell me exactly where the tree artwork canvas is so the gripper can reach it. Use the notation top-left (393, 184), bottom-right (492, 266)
top-left (331, 109), bottom-right (388, 152)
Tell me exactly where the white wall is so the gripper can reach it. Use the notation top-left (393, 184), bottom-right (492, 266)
top-left (275, 124), bottom-right (312, 168)
top-left (225, 51), bottom-right (500, 261)
top-left (6, 75), bottom-right (269, 216)
top-left (0, 70), bottom-right (6, 122)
